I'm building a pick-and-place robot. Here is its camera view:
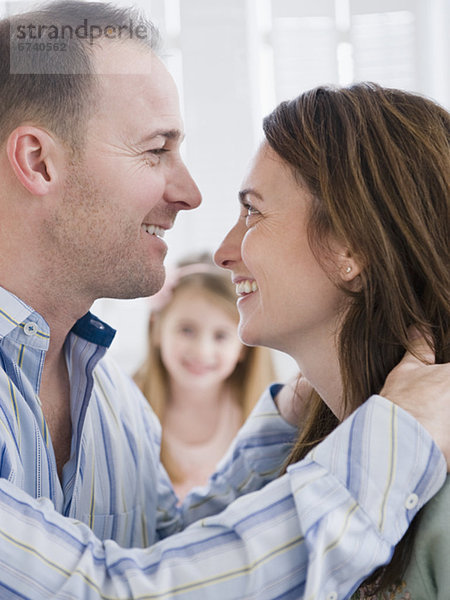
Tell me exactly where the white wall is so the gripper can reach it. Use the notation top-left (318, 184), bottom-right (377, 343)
top-left (1, 0), bottom-right (448, 378)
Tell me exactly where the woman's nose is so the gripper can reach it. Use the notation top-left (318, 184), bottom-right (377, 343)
top-left (214, 220), bottom-right (245, 270)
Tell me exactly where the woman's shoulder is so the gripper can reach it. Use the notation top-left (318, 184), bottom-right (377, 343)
top-left (351, 475), bottom-right (450, 599)
top-left (409, 473), bottom-right (450, 573)
top-left (395, 476), bottom-right (450, 598)
top-left (421, 471), bottom-right (450, 514)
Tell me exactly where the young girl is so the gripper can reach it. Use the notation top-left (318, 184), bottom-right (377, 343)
top-left (134, 256), bottom-right (276, 500)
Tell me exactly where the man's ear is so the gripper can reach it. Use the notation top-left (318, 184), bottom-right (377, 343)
top-left (6, 126), bottom-right (60, 196)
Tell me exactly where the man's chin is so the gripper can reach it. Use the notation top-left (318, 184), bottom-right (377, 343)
top-left (146, 266), bottom-right (167, 297)
top-left (102, 269), bottom-right (167, 301)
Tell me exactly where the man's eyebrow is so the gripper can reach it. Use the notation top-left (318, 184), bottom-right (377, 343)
top-left (138, 129), bottom-right (185, 144)
top-left (238, 188), bottom-right (264, 204)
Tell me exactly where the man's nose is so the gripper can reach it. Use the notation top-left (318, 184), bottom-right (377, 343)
top-left (164, 162), bottom-right (202, 211)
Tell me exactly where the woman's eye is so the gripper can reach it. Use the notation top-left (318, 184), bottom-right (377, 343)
top-left (243, 202), bottom-right (260, 223)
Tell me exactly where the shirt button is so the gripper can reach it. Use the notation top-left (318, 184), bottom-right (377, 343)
top-left (90, 319), bottom-right (105, 330)
top-left (405, 493), bottom-right (419, 509)
top-left (326, 592), bottom-right (338, 600)
top-left (24, 322), bottom-right (38, 336)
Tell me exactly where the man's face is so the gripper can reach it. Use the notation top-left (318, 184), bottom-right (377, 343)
top-left (48, 43), bottom-right (201, 302)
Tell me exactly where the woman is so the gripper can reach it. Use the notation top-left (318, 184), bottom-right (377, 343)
top-left (215, 82), bottom-right (450, 597)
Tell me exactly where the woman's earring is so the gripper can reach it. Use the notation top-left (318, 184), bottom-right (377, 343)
top-left (345, 266), bottom-right (352, 274)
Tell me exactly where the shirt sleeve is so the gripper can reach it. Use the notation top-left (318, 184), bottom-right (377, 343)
top-left (0, 394), bottom-right (445, 599)
top-left (155, 384), bottom-right (299, 536)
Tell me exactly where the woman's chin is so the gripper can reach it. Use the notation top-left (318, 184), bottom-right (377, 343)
top-left (238, 323), bottom-right (265, 348)
top-left (239, 324), bottom-right (291, 357)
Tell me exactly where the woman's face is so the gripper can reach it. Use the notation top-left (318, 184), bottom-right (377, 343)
top-left (215, 143), bottom-right (351, 361)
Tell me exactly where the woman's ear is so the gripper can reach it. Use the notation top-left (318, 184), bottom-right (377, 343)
top-left (6, 126), bottom-right (60, 196)
top-left (336, 247), bottom-right (364, 284)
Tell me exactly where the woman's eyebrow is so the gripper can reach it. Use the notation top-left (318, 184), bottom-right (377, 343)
top-left (238, 188), bottom-right (264, 204)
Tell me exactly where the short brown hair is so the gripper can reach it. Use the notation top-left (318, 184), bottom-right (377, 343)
top-left (0, 1), bottom-right (161, 150)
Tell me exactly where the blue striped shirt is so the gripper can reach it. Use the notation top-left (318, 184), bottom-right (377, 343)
top-left (0, 286), bottom-right (445, 598)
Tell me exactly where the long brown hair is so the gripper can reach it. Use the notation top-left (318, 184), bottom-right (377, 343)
top-left (134, 255), bottom-right (276, 484)
top-left (263, 83), bottom-right (450, 591)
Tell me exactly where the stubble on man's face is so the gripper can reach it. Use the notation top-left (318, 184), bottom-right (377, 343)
top-left (41, 157), bottom-right (166, 305)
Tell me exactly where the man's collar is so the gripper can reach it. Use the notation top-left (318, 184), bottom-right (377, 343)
top-left (70, 312), bottom-right (116, 348)
top-left (0, 286), bottom-right (116, 349)
top-left (0, 286), bottom-right (47, 343)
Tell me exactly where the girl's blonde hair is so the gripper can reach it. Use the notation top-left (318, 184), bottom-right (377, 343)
top-left (134, 255), bottom-right (276, 483)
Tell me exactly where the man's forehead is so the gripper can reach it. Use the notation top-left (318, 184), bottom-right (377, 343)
top-left (92, 41), bottom-right (157, 75)
top-left (92, 43), bottom-right (177, 109)
top-left (92, 43), bottom-right (178, 108)
top-left (87, 45), bottom-right (183, 143)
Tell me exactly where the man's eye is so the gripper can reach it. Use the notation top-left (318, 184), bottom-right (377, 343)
top-left (145, 148), bottom-right (169, 166)
top-left (148, 148), bottom-right (169, 156)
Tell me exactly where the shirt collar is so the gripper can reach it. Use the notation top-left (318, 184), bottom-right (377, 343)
top-left (70, 312), bottom-right (116, 348)
top-left (0, 286), bottom-right (115, 349)
top-left (0, 286), bottom-right (49, 349)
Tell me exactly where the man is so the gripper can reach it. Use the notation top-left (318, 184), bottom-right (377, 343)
top-left (0, 2), bottom-right (448, 598)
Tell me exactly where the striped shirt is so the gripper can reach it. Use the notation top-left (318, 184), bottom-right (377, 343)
top-left (0, 286), bottom-right (445, 599)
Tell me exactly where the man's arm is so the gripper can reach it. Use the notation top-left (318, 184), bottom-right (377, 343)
top-left (158, 385), bottom-right (298, 534)
top-left (91, 355), bottom-right (297, 542)
top-left (380, 332), bottom-right (450, 460)
top-left (0, 393), bottom-right (445, 599)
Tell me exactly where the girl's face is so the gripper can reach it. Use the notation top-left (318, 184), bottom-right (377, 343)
top-left (158, 287), bottom-right (244, 391)
top-left (215, 143), bottom-right (354, 362)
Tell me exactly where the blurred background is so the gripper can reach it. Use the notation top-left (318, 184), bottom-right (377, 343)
top-left (1, 0), bottom-right (449, 378)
